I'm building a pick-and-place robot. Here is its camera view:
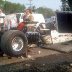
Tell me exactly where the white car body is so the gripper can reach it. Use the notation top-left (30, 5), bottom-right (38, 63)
top-left (4, 13), bottom-right (46, 29)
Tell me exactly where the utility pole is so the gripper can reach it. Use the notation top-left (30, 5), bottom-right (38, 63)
top-left (28, 0), bottom-right (32, 9)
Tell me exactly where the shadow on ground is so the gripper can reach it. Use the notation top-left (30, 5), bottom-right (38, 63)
top-left (0, 53), bottom-right (72, 72)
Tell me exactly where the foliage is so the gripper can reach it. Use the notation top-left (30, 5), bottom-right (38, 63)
top-left (0, 0), bottom-right (25, 14)
top-left (61, 0), bottom-right (71, 11)
top-left (61, 0), bottom-right (66, 11)
top-left (68, 0), bottom-right (72, 11)
top-left (36, 7), bottom-right (55, 18)
top-left (0, 0), bottom-right (55, 17)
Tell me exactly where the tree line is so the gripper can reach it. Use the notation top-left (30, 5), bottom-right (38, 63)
top-left (0, 0), bottom-right (55, 18)
top-left (61, 0), bottom-right (72, 11)
top-left (0, 0), bottom-right (25, 14)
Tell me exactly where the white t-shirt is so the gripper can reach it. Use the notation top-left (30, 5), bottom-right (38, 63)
top-left (4, 14), bottom-right (17, 29)
top-left (0, 13), bottom-right (5, 23)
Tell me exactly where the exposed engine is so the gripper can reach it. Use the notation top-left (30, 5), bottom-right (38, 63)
top-left (26, 32), bottom-right (40, 44)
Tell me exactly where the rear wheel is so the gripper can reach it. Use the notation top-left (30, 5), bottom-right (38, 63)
top-left (1, 30), bottom-right (28, 57)
top-left (11, 37), bottom-right (24, 52)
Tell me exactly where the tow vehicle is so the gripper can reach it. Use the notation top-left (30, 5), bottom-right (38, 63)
top-left (0, 13), bottom-right (49, 57)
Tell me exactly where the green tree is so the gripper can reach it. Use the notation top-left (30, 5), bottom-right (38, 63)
top-left (3, 1), bottom-right (25, 14)
top-left (61, 0), bottom-right (71, 11)
top-left (61, 0), bottom-right (66, 11)
top-left (68, 0), bottom-right (72, 11)
top-left (0, 0), bottom-right (25, 14)
top-left (36, 7), bottom-right (55, 18)
top-left (0, 0), bottom-right (5, 9)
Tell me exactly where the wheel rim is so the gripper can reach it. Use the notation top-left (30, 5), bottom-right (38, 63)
top-left (11, 37), bottom-right (24, 51)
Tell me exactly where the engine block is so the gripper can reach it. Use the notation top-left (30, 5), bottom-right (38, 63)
top-left (26, 32), bottom-right (40, 44)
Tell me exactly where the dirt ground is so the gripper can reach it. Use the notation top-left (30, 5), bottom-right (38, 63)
top-left (0, 43), bottom-right (72, 72)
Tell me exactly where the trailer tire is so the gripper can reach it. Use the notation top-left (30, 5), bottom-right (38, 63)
top-left (1, 30), bottom-right (28, 56)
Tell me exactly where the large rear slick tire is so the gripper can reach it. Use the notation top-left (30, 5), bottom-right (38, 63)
top-left (1, 30), bottom-right (28, 57)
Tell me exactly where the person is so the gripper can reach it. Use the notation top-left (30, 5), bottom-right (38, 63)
top-left (23, 9), bottom-right (34, 22)
top-left (0, 9), bottom-right (5, 56)
top-left (4, 12), bottom-right (18, 30)
top-left (0, 9), bottom-right (5, 24)
top-left (17, 9), bottom-right (34, 31)
top-left (0, 9), bottom-right (5, 30)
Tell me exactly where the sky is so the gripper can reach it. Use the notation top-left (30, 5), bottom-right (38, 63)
top-left (7, 0), bottom-right (61, 11)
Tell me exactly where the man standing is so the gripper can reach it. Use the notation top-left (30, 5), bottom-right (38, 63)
top-left (0, 9), bottom-right (5, 56)
top-left (0, 9), bottom-right (5, 30)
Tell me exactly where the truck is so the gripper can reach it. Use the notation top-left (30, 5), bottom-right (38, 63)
top-left (0, 13), bottom-right (49, 57)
